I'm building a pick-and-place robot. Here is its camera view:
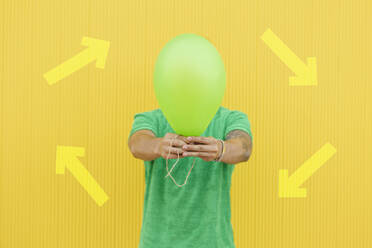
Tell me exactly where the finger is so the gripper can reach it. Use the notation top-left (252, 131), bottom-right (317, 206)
top-left (182, 151), bottom-right (212, 157)
top-left (177, 135), bottom-right (191, 144)
top-left (168, 139), bottom-right (187, 148)
top-left (182, 144), bottom-right (218, 152)
top-left (187, 136), bottom-right (213, 144)
top-left (164, 148), bottom-right (185, 158)
top-left (166, 147), bottom-right (184, 155)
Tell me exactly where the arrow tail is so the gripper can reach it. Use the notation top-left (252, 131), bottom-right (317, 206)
top-left (261, 29), bottom-right (308, 76)
top-left (291, 143), bottom-right (336, 187)
top-left (67, 159), bottom-right (109, 206)
top-left (44, 48), bottom-right (96, 85)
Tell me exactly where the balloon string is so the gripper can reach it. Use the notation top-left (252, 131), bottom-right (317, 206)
top-left (164, 136), bottom-right (196, 187)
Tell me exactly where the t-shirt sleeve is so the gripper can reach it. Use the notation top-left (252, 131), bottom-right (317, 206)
top-left (224, 110), bottom-right (253, 142)
top-left (128, 111), bottom-right (158, 141)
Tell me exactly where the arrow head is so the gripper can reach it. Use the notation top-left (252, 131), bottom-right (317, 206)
top-left (278, 169), bottom-right (307, 198)
top-left (56, 146), bottom-right (85, 174)
top-left (289, 57), bottom-right (317, 86)
top-left (81, 37), bottom-right (110, 69)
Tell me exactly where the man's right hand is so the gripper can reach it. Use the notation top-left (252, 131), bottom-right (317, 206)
top-left (155, 133), bottom-right (191, 159)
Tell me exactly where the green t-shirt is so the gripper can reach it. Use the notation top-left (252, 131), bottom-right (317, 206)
top-left (128, 106), bottom-right (253, 248)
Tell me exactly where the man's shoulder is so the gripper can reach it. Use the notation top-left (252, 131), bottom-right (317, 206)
top-left (217, 106), bottom-right (230, 115)
top-left (137, 108), bottom-right (161, 115)
top-left (219, 106), bottom-right (248, 116)
top-left (216, 106), bottom-right (242, 118)
top-left (135, 108), bottom-right (165, 122)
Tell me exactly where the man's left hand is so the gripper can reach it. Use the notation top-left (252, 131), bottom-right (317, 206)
top-left (182, 136), bottom-right (222, 162)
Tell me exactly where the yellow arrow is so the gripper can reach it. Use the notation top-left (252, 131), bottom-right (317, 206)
top-left (44, 37), bottom-right (110, 85)
top-left (279, 143), bottom-right (336, 198)
top-left (56, 146), bottom-right (109, 206)
top-left (261, 28), bottom-right (317, 86)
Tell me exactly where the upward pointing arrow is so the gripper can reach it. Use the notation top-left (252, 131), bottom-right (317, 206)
top-left (261, 28), bottom-right (317, 86)
top-left (44, 37), bottom-right (110, 85)
top-left (56, 146), bottom-right (109, 206)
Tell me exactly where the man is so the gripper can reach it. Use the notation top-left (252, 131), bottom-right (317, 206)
top-left (128, 105), bottom-right (253, 248)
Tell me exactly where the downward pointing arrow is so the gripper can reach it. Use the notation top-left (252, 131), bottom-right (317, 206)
top-left (261, 28), bottom-right (317, 86)
top-left (44, 37), bottom-right (110, 85)
top-left (279, 143), bottom-right (336, 198)
top-left (56, 146), bottom-right (109, 206)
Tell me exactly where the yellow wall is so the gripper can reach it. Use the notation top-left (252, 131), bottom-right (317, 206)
top-left (1, 0), bottom-right (371, 247)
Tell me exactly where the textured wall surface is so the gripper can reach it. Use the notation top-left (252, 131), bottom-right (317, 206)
top-left (1, 0), bottom-right (371, 247)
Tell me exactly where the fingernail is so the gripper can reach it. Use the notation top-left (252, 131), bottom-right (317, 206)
top-left (183, 152), bottom-right (188, 156)
top-left (187, 137), bottom-right (192, 141)
top-left (183, 145), bottom-right (187, 149)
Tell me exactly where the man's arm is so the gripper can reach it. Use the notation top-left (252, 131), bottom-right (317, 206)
top-left (128, 130), bottom-right (190, 161)
top-left (181, 129), bottom-right (252, 164)
top-left (128, 130), bottom-right (162, 161)
top-left (222, 129), bottom-right (252, 164)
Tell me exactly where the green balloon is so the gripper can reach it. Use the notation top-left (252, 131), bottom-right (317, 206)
top-left (154, 33), bottom-right (226, 136)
